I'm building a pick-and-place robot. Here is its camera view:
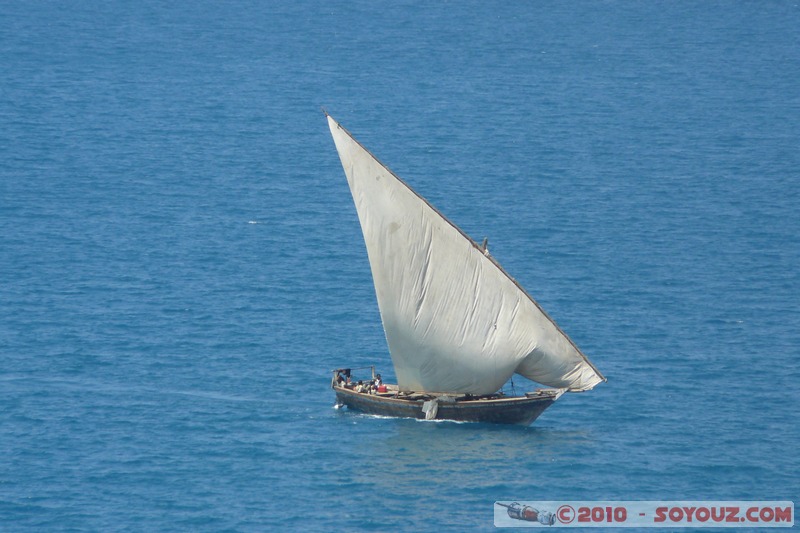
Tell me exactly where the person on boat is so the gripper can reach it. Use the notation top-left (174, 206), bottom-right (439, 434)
top-left (371, 373), bottom-right (385, 393)
top-left (355, 380), bottom-right (365, 393)
top-left (335, 371), bottom-right (346, 387)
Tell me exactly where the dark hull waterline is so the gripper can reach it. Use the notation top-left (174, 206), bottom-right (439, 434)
top-left (333, 385), bottom-right (562, 426)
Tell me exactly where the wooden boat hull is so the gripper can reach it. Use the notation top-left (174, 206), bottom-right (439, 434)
top-left (333, 385), bottom-right (561, 426)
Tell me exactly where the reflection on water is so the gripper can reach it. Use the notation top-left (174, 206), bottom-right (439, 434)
top-left (317, 415), bottom-right (600, 529)
top-left (365, 416), bottom-right (594, 487)
top-left (384, 417), bottom-right (591, 461)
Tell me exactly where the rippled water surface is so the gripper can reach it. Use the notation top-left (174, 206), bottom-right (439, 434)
top-left (2, 1), bottom-right (798, 530)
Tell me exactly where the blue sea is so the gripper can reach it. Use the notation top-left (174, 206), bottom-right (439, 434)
top-left (2, 1), bottom-right (798, 531)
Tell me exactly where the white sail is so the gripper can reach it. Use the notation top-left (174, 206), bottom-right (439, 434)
top-left (328, 115), bottom-right (605, 395)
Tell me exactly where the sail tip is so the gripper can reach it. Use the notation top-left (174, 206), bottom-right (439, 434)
top-left (325, 113), bottom-right (341, 131)
top-left (325, 114), bottom-right (341, 137)
top-left (567, 374), bottom-right (606, 392)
